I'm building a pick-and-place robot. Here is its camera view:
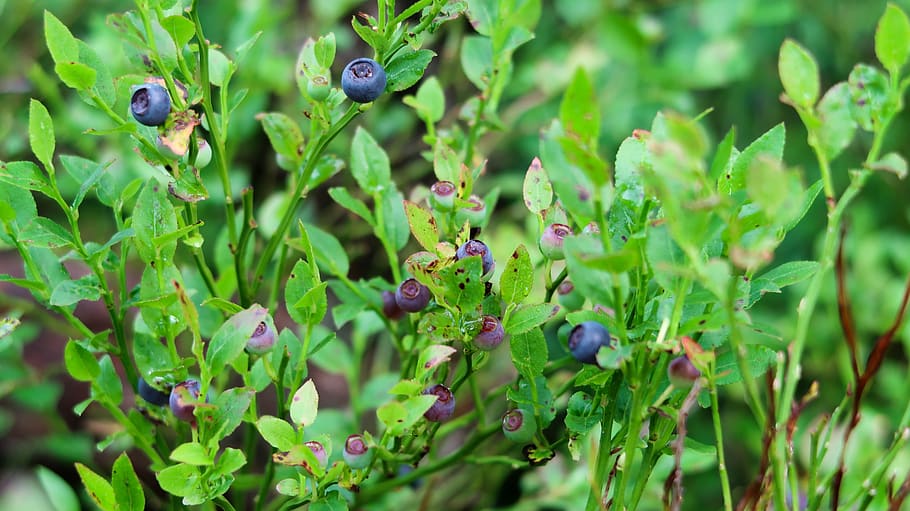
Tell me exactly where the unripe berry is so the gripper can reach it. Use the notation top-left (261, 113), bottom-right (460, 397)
top-left (193, 138), bottom-right (212, 168)
top-left (341, 58), bottom-right (386, 103)
top-left (501, 409), bottom-right (536, 443)
top-left (423, 384), bottom-right (455, 422)
top-left (668, 355), bottom-right (701, 388)
top-left (556, 280), bottom-right (585, 310)
top-left (429, 181), bottom-right (457, 211)
top-left (307, 75), bottom-right (331, 101)
top-left (395, 278), bottom-right (431, 312)
top-left (568, 321), bottom-right (611, 365)
top-left (137, 377), bottom-right (171, 407)
top-left (170, 379), bottom-right (202, 422)
top-left (456, 195), bottom-right (486, 226)
top-left (343, 434), bottom-right (373, 469)
top-left (382, 290), bottom-right (405, 320)
top-left (130, 83), bottom-right (171, 126)
top-left (539, 223), bottom-right (573, 260)
top-left (306, 440), bottom-right (328, 468)
top-left (582, 222), bottom-right (600, 235)
top-left (473, 315), bottom-right (505, 351)
top-left (455, 239), bottom-right (495, 275)
top-left (246, 321), bottom-right (276, 354)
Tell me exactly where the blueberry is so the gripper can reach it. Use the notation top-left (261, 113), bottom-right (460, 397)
top-left (341, 58), bottom-right (387, 103)
top-left (501, 409), bottom-right (536, 443)
top-left (456, 195), bottom-right (486, 226)
top-left (568, 321), bottom-right (611, 365)
top-left (343, 434), bottom-right (373, 469)
top-left (668, 355), bottom-right (701, 389)
top-left (246, 321), bottom-right (276, 355)
top-left (382, 290), bottom-right (405, 320)
top-left (130, 83), bottom-right (171, 126)
top-left (429, 181), bottom-right (456, 211)
top-left (539, 223), bottom-right (573, 260)
top-left (137, 377), bottom-right (171, 407)
top-left (455, 239), bottom-right (494, 275)
top-left (306, 440), bottom-right (328, 468)
top-left (395, 278), bottom-right (432, 313)
top-left (556, 280), bottom-right (585, 310)
top-left (169, 379), bottom-right (202, 422)
top-left (582, 222), bottom-right (600, 235)
top-left (193, 138), bottom-right (212, 168)
top-left (423, 384), bottom-right (455, 422)
top-left (473, 315), bottom-right (504, 351)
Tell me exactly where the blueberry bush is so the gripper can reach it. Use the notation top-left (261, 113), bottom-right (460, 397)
top-left (1, 1), bottom-right (910, 510)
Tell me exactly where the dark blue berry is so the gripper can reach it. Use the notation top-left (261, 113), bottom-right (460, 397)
top-left (246, 321), bottom-right (276, 354)
top-left (455, 239), bottom-right (494, 275)
top-left (668, 355), bottom-right (701, 388)
top-left (568, 321), bottom-right (611, 365)
top-left (501, 408), bottom-right (536, 443)
top-left (343, 434), bottom-right (373, 469)
top-left (341, 58), bottom-right (386, 103)
top-left (130, 83), bottom-right (171, 126)
top-left (169, 378), bottom-right (202, 422)
top-left (423, 384), bottom-right (455, 422)
top-left (382, 290), bottom-right (405, 320)
top-left (473, 315), bottom-right (504, 351)
top-left (137, 377), bottom-right (171, 407)
top-left (539, 223), bottom-right (573, 260)
top-left (395, 278), bottom-right (431, 312)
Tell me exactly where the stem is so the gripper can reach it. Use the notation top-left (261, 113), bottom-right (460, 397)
top-left (726, 273), bottom-right (765, 426)
top-left (585, 374), bottom-right (621, 511)
top-left (709, 376), bottom-right (734, 511)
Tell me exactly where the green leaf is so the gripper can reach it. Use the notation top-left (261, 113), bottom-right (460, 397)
top-left (20, 217), bottom-right (74, 249)
top-left (256, 415), bottom-right (297, 451)
top-left (748, 260), bottom-right (820, 307)
top-left (64, 341), bottom-right (99, 382)
top-left (433, 140), bottom-right (460, 183)
top-left (816, 83), bottom-right (858, 161)
top-left (377, 395), bottom-right (437, 436)
top-left (258, 112), bottom-right (304, 163)
top-left (720, 123), bottom-right (785, 194)
top-left (876, 3), bottom-right (910, 73)
top-left (565, 235), bottom-right (617, 306)
top-left (560, 67), bottom-right (599, 146)
top-left (290, 380), bottom-right (319, 427)
top-left (275, 478), bottom-right (299, 497)
top-left (403, 76), bottom-right (445, 123)
top-left (272, 444), bottom-right (324, 478)
top-left (36, 466), bottom-right (80, 511)
top-left (500, 244), bottom-right (533, 304)
top-left (170, 442), bottom-right (214, 466)
top-left (309, 492), bottom-right (349, 511)
top-left (214, 448), bottom-right (247, 476)
top-left (438, 254), bottom-right (484, 311)
top-left (61, 154), bottom-right (116, 207)
top-left (111, 453), bottom-right (145, 511)
top-left (328, 187), bottom-right (374, 225)
top-left (29, 99), bottom-right (55, 170)
top-left (50, 276), bottom-right (101, 306)
top-left (378, 188), bottom-right (410, 251)
top-left (460, 35), bottom-right (493, 90)
top-left (848, 64), bottom-right (891, 132)
top-left (505, 303), bottom-right (560, 335)
top-left (0, 161), bottom-right (53, 197)
top-left (285, 260), bottom-right (327, 327)
top-left (714, 345), bottom-right (776, 386)
top-left (778, 39), bottom-right (820, 108)
top-left (350, 128), bottom-right (390, 194)
top-left (510, 328), bottom-right (548, 379)
top-left (155, 463), bottom-right (200, 498)
top-left (161, 15), bottom-right (195, 50)
top-left (44, 11), bottom-right (79, 64)
top-left (207, 304), bottom-right (269, 376)
top-left (74, 463), bottom-right (116, 511)
top-left (385, 48), bottom-right (436, 92)
top-left (210, 388), bottom-right (254, 441)
top-left (94, 355), bottom-right (123, 406)
top-left (313, 33), bottom-right (336, 69)
top-left (564, 391), bottom-right (603, 435)
top-left (404, 200), bottom-right (439, 252)
top-left (522, 157), bottom-right (552, 215)
top-left (133, 179), bottom-right (178, 263)
top-left (207, 48), bottom-right (232, 86)
top-left (55, 61), bottom-right (96, 90)
top-left (297, 223), bottom-right (349, 276)
top-left (415, 345), bottom-right (458, 382)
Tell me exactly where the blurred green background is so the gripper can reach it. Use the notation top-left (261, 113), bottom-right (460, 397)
top-left (2, 0), bottom-right (910, 509)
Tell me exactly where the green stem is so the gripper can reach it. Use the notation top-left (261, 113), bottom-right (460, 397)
top-left (725, 273), bottom-right (765, 426)
top-left (585, 374), bottom-right (621, 511)
top-left (709, 376), bottom-right (734, 511)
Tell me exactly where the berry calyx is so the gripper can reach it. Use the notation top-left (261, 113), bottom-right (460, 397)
top-left (668, 355), bottom-right (701, 388)
top-left (568, 321), bottom-right (611, 365)
top-left (137, 377), bottom-right (171, 407)
top-left (473, 315), bottom-right (505, 351)
top-left (429, 181), bottom-right (457, 211)
top-left (539, 223), bottom-right (573, 260)
top-left (455, 239), bottom-right (495, 275)
top-left (502, 409), bottom-right (537, 443)
top-left (423, 384), bottom-right (455, 422)
top-left (395, 278), bottom-right (432, 312)
top-left (246, 321), bottom-right (276, 354)
top-left (170, 379), bottom-right (202, 422)
top-left (130, 83), bottom-right (171, 126)
top-left (341, 58), bottom-right (387, 103)
top-left (343, 434), bottom-right (373, 469)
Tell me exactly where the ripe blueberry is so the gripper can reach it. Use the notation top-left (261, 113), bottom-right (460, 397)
top-left (429, 181), bottom-right (456, 211)
top-left (456, 195), bottom-right (486, 226)
top-left (382, 290), bottom-right (405, 320)
top-left (343, 434), bottom-right (373, 469)
top-left (246, 321), bottom-right (276, 355)
top-left (501, 408), bottom-right (536, 443)
top-left (137, 377), bottom-right (171, 407)
top-left (306, 440), bottom-right (328, 468)
top-left (539, 223), bottom-right (573, 260)
top-left (341, 58), bottom-right (387, 103)
top-left (423, 384), bottom-right (455, 422)
top-left (473, 315), bottom-right (504, 351)
top-left (568, 321), bottom-right (611, 365)
top-left (395, 278), bottom-right (431, 312)
top-left (668, 355), bottom-right (701, 388)
top-left (455, 239), bottom-right (494, 275)
top-left (169, 379), bottom-right (202, 422)
top-left (130, 83), bottom-right (171, 126)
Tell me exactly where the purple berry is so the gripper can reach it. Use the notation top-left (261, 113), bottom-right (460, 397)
top-left (306, 440), bottom-right (328, 467)
top-left (501, 409), bottom-right (536, 443)
top-left (395, 278), bottom-right (432, 312)
top-left (423, 384), bottom-right (455, 422)
top-left (539, 223), bottom-right (573, 260)
top-left (568, 321), bottom-right (611, 365)
top-left (668, 355), bottom-right (701, 388)
top-left (343, 434), bottom-right (373, 469)
top-left (341, 58), bottom-right (386, 103)
top-left (473, 315), bottom-right (504, 351)
top-left (246, 321), bottom-right (276, 354)
top-left (455, 239), bottom-right (495, 275)
top-left (429, 181), bottom-right (457, 211)
top-left (130, 83), bottom-right (171, 126)
top-left (137, 377), bottom-right (171, 407)
top-left (169, 379), bottom-right (202, 422)
top-left (382, 290), bottom-right (405, 320)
